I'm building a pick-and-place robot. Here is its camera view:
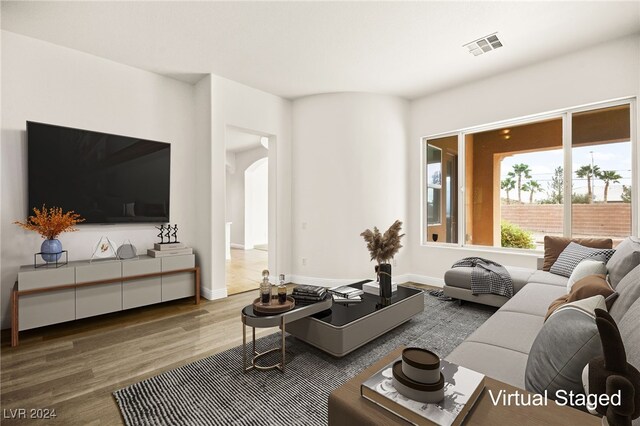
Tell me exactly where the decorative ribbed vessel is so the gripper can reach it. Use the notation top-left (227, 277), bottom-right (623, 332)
top-left (41, 238), bottom-right (62, 263)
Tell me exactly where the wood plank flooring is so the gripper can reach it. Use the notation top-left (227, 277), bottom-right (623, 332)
top-left (0, 291), bottom-right (277, 425)
top-left (0, 282), bottom-right (434, 425)
top-left (225, 248), bottom-right (268, 296)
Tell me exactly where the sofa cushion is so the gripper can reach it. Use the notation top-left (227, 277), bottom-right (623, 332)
top-left (567, 257), bottom-right (608, 292)
top-left (446, 341), bottom-right (528, 389)
top-left (606, 236), bottom-right (640, 289)
top-left (549, 242), bottom-right (615, 278)
top-left (501, 283), bottom-right (568, 318)
top-left (444, 265), bottom-right (533, 293)
top-left (546, 274), bottom-right (614, 321)
top-left (528, 270), bottom-right (569, 287)
top-left (617, 297), bottom-right (640, 426)
top-left (609, 263), bottom-right (640, 322)
top-left (543, 236), bottom-right (613, 271)
top-left (525, 302), bottom-right (603, 399)
top-left (463, 311), bottom-right (544, 355)
top-left (618, 296), bottom-right (640, 372)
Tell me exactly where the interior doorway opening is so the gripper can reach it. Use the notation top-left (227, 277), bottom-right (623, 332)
top-left (225, 128), bottom-right (271, 295)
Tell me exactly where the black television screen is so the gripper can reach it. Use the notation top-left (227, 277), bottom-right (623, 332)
top-left (27, 121), bottom-right (171, 224)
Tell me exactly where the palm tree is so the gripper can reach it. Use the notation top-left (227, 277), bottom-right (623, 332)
top-left (501, 177), bottom-right (516, 204)
top-left (575, 164), bottom-right (601, 204)
top-left (508, 163), bottom-right (532, 202)
top-left (522, 180), bottom-right (542, 204)
top-left (597, 170), bottom-right (622, 202)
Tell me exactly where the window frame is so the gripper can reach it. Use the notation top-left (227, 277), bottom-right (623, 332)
top-left (420, 96), bottom-right (638, 250)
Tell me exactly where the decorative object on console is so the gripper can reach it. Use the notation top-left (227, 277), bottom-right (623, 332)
top-left (360, 219), bottom-right (405, 303)
top-left (156, 224), bottom-right (180, 244)
top-left (147, 246), bottom-right (193, 258)
top-left (582, 309), bottom-right (640, 426)
top-left (14, 205), bottom-right (84, 263)
top-left (116, 240), bottom-right (138, 260)
top-left (361, 353), bottom-right (485, 426)
top-left (90, 236), bottom-right (118, 262)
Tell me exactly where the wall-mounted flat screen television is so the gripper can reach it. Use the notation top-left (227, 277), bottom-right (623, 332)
top-left (27, 121), bottom-right (171, 224)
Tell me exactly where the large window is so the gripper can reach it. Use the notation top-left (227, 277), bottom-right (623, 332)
top-left (423, 136), bottom-right (458, 243)
top-left (422, 99), bottom-right (635, 250)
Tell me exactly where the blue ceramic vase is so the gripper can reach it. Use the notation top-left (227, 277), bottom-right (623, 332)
top-left (41, 238), bottom-right (62, 263)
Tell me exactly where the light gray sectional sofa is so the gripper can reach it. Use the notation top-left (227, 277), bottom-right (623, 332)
top-left (445, 265), bottom-right (569, 389)
top-left (443, 238), bottom-right (640, 424)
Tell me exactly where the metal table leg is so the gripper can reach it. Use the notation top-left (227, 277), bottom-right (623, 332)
top-left (242, 314), bottom-right (286, 374)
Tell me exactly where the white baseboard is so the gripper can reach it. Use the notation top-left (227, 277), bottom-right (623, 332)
top-left (201, 287), bottom-right (227, 300)
top-left (287, 273), bottom-right (444, 288)
top-left (400, 274), bottom-right (444, 287)
top-left (230, 243), bottom-right (245, 250)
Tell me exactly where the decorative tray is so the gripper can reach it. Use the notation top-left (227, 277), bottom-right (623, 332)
top-left (253, 296), bottom-right (296, 315)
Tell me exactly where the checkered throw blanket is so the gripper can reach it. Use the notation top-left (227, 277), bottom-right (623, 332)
top-left (451, 257), bottom-right (514, 298)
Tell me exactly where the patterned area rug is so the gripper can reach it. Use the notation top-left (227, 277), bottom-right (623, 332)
top-left (114, 293), bottom-right (495, 425)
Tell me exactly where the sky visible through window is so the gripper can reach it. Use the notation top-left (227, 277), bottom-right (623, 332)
top-left (500, 141), bottom-right (632, 202)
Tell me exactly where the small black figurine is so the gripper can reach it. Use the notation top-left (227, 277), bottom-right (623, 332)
top-left (172, 224), bottom-right (179, 243)
top-left (156, 224), bottom-right (165, 244)
top-left (164, 224), bottom-right (172, 242)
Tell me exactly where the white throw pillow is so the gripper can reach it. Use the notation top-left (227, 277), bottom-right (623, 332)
top-left (566, 258), bottom-right (607, 292)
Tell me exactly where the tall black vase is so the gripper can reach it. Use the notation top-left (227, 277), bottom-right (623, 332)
top-left (378, 263), bottom-right (392, 302)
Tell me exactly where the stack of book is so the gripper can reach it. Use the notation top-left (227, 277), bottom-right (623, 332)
top-left (147, 243), bottom-right (193, 258)
top-left (292, 285), bottom-right (327, 306)
top-left (362, 281), bottom-right (398, 295)
top-left (361, 356), bottom-right (485, 426)
top-left (328, 285), bottom-right (364, 304)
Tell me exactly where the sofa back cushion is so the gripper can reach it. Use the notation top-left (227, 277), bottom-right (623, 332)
top-left (549, 242), bottom-right (615, 278)
top-left (618, 296), bottom-right (640, 426)
top-left (619, 296), bottom-right (640, 372)
top-left (606, 236), bottom-right (640, 289)
top-left (526, 296), bottom-right (604, 398)
top-left (609, 263), bottom-right (640, 322)
top-left (543, 236), bottom-right (613, 272)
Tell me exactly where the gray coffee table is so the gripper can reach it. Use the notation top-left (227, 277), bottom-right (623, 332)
top-left (241, 295), bottom-right (333, 373)
top-left (287, 281), bottom-right (424, 357)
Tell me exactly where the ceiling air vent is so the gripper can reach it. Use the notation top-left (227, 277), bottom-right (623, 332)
top-left (463, 33), bottom-right (503, 56)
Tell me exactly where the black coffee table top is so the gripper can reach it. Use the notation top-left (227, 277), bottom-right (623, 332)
top-left (310, 280), bottom-right (423, 327)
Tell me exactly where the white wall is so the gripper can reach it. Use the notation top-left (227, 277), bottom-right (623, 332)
top-left (291, 93), bottom-right (409, 282)
top-left (245, 157), bottom-right (269, 248)
top-left (193, 75), bottom-right (213, 294)
top-left (408, 34), bottom-right (640, 283)
top-left (225, 145), bottom-right (268, 246)
top-left (209, 75), bottom-right (291, 295)
top-left (0, 31), bottom-right (198, 329)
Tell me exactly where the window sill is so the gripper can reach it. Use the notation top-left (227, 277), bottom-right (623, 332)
top-left (419, 243), bottom-right (543, 257)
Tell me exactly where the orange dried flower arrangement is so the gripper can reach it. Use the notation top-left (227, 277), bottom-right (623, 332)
top-left (14, 205), bottom-right (85, 240)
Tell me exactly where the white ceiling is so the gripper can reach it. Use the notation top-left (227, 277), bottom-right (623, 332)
top-left (2, 1), bottom-right (639, 100)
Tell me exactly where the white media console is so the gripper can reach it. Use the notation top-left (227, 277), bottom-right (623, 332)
top-left (11, 254), bottom-right (199, 346)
